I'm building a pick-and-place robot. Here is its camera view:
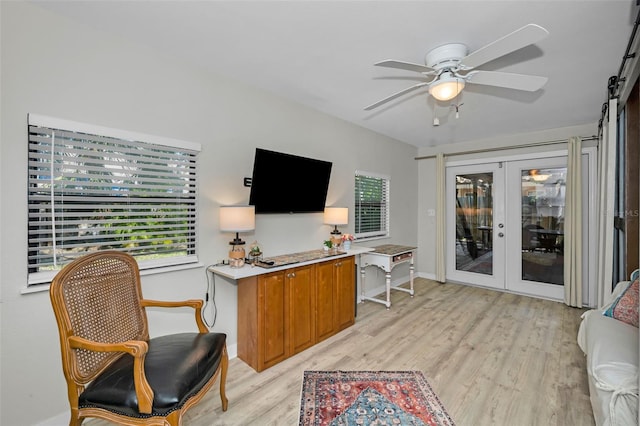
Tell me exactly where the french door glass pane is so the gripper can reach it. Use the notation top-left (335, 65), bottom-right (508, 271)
top-left (455, 173), bottom-right (493, 275)
top-left (521, 167), bottom-right (566, 285)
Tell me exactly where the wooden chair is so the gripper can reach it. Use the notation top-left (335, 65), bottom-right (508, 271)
top-left (49, 251), bottom-right (228, 425)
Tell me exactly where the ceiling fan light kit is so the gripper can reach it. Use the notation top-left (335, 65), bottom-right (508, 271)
top-left (365, 24), bottom-right (550, 112)
top-left (428, 72), bottom-right (465, 101)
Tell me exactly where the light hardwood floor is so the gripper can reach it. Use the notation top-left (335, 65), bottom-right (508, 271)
top-left (87, 278), bottom-right (594, 426)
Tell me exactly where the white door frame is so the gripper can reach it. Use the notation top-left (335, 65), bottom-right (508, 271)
top-left (445, 147), bottom-right (597, 306)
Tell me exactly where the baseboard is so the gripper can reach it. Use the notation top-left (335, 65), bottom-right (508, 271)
top-left (416, 271), bottom-right (436, 280)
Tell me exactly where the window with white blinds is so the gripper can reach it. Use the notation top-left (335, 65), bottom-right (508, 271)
top-left (354, 171), bottom-right (390, 239)
top-left (27, 114), bottom-right (201, 285)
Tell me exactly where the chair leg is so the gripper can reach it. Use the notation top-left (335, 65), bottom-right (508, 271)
top-left (68, 409), bottom-right (82, 426)
top-left (220, 346), bottom-right (229, 411)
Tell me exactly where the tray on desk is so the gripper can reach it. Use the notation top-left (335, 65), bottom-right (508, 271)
top-left (369, 244), bottom-right (416, 256)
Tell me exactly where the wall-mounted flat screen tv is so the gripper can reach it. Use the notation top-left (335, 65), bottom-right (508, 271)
top-left (249, 148), bottom-right (332, 214)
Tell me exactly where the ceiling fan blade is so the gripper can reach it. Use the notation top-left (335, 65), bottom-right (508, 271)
top-left (460, 24), bottom-right (549, 70)
top-left (364, 82), bottom-right (429, 110)
top-left (465, 70), bottom-right (548, 91)
top-left (374, 60), bottom-right (435, 74)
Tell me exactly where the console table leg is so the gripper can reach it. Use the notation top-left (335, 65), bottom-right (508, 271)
top-left (360, 265), bottom-right (366, 303)
top-left (385, 272), bottom-right (391, 309)
top-left (409, 258), bottom-right (415, 297)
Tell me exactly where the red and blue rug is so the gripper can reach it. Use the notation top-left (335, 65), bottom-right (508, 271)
top-left (299, 370), bottom-right (455, 425)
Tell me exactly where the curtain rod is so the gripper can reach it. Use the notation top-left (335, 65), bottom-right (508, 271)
top-left (598, 5), bottom-right (640, 135)
top-left (414, 135), bottom-right (598, 160)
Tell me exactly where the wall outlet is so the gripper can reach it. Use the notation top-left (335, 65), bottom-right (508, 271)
top-left (427, 209), bottom-right (436, 217)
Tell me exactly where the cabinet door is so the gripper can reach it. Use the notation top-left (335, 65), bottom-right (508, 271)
top-left (315, 261), bottom-right (336, 342)
top-left (334, 257), bottom-right (355, 332)
top-left (259, 272), bottom-right (288, 370)
top-left (288, 265), bottom-right (315, 355)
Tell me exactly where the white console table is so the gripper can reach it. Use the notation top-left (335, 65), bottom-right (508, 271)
top-left (360, 244), bottom-right (416, 309)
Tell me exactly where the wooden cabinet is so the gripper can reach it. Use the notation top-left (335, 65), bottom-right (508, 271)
top-left (259, 271), bottom-right (287, 369)
top-left (237, 256), bottom-right (354, 372)
top-left (287, 264), bottom-right (315, 355)
top-left (315, 257), bottom-right (355, 342)
top-left (334, 257), bottom-right (355, 332)
top-left (315, 261), bottom-right (336, 342)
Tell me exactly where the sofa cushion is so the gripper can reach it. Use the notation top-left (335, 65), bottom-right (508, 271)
top-left (604, 278), bottom-right (638, 328)
top-left (581, 311), bottom-right (638, 426)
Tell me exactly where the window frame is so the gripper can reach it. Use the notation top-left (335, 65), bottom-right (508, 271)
top-left (27, 114), bottom-right (201, 285)
top-left (354, 170), bottom-right (390, 240)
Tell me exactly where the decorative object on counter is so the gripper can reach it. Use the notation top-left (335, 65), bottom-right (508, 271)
top-left (219, 205), bottom-right (255, 268)
top-left (323, 239), bottom-right (333, 251)
top-left (341, 233), bottom-right (355, 250)
top-left (324, 207), bottom-right (348, 247)
top-left (248, 241), bottom-right (263, 265)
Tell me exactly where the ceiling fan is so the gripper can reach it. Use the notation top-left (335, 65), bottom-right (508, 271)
top-left (365, 24), bottom-right (549, 111)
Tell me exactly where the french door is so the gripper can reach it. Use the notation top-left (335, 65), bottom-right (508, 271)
top-left (446, 163), bottom-right (505, 290)
top-left (446, 153), bottom-right (594, 303)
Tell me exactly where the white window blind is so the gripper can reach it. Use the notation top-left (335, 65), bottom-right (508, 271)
top-left (354, 171), bottom-right (390, 239)
top-left (27, 114), bottom-right (201, 285)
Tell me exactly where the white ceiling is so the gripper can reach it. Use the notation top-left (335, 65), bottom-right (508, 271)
top-left (32, 1), bottom-right (637, 149)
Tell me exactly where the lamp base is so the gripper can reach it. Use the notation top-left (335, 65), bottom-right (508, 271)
top-left (229, 245), bottom-right (246, 268)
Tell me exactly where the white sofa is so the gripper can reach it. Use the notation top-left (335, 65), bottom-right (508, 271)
top-left (578, 278), bottom-right (639, 426)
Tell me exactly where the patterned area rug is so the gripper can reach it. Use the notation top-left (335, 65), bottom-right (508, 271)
top-left (299, 370), bottom-right (455, 426)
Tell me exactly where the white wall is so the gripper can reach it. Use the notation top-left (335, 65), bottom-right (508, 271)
top-left (0, 3), bottom-right (418, 424)
top-left (416, 123), bottom-right (598, 277)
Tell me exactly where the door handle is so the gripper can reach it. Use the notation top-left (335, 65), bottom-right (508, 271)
top-left (498, 232), bottom-right (504, 238)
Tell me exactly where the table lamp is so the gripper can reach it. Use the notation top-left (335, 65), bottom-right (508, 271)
top-left (324, 207), bottom-right (348, 247)
top-left (220, 205), bottom-right (255, 268)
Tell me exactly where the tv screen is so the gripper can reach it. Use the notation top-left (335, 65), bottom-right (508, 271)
top-left (249, 148), bottom-right (332, 214)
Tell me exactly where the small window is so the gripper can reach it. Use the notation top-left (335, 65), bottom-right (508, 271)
top-left (354, 171), bottom-right (390, 239)
top-left (27, 114), bottom-right (201, 285)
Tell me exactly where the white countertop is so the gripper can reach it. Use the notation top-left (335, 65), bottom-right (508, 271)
top-left (208, 245), bottom-right (374, 280)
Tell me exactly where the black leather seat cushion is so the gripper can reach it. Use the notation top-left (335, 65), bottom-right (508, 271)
top-left (79, 332), bottom-right (226, 418)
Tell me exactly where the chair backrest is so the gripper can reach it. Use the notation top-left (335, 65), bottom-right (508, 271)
top-left (50, 251), bottom-right (149, 385)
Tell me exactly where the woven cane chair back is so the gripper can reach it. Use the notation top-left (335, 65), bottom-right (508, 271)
top-left (50, 251), bottom-right (149, 384)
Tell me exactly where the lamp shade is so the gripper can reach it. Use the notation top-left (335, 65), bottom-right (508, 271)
top-left (324, 207), bottom-right (348, 226)
top-left (429, 72), bottom-right (465, 101)
top-left (219, 205), bottom-right (255, 232)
